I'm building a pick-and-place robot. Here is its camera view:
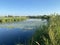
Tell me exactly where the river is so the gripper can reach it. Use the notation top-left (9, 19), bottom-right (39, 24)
top-left (0, 19), bottom-right (47, 45)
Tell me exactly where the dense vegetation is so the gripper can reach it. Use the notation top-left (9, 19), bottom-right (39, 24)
top-left (29, 14), bottom-right (60, 45)
top-left (0, 16), bottom-right (28, 23)
top-left (28, 15), bottom-right (50, 19)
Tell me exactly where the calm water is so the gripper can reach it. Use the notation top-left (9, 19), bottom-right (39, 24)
top-left (0, 19), bottom-right (47, 45)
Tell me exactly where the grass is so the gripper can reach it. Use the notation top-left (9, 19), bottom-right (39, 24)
top-left (29, 14), bottom-right (60, 45)
top-left (0, 16), bottom-right (28, 23)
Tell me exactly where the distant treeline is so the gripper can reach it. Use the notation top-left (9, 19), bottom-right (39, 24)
top-left (27, 15), bottom-right (50, 19)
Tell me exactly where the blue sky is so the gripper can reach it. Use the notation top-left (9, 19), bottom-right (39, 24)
top-left (0, 0), bottom-right (60, 16)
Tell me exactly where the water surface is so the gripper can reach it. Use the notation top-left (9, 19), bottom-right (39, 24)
top-left (0, 19), bottom-right (47, 45)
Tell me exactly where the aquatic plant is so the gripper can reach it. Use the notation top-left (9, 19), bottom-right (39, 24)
top-left (0, 16), bottom-right (28, 23)
top-left (29, 14), bottom-right (60, 45)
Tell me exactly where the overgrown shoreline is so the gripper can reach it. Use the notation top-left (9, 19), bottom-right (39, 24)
top-left (0, 16), bottom-right (28, 23)
top-left (29, 15), bottom-right (60, 45)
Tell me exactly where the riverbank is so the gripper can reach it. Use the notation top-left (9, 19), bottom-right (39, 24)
top-left (29, 15), bottom-right (60, 45)
top-left (0, 16), bottom-right (28, 23)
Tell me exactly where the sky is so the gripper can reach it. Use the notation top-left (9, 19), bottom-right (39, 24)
top-left (0, 0), bottom-right (60, 16)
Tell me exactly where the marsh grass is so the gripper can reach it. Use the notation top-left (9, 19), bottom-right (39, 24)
top-left (0, 16), bottom-right (28, 23)
top-left (29, 14), bottom-right (60, 45)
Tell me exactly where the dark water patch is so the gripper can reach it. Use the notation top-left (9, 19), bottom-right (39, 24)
top-left (0, 28), bottom-right (35, 45)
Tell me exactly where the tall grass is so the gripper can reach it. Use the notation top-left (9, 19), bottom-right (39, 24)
top-left (48, 15), bottom-right (60, 45)
top-left (0, 16), bottom-right (28, 23)
top-left (29, 14), bottom-right (60, 45)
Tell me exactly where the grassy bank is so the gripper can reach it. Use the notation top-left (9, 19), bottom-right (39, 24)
top-left (29, 15), bottom-right (60, 45)
top-left (0, 16), bottom-right (28, 23)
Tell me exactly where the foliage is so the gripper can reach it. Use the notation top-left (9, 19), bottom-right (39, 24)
top-left (0, 16), bottom-right (28, 23)
top-left (29, 14), bottom-right (60, 45)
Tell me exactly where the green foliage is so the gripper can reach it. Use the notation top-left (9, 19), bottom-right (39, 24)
top-left (48, 15), bottom-right (60, 45)
top-left (29, 14), bottom-right (60, 45)
top-left (29, 25), bottom-right (50, 45)
top-left (0, 16), bottom-right (28, 23)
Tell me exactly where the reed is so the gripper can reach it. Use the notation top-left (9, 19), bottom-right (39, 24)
top-left (29, 14), bottom-right (60, 45)
top-left (0, 16), bottom-right (28, 23)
